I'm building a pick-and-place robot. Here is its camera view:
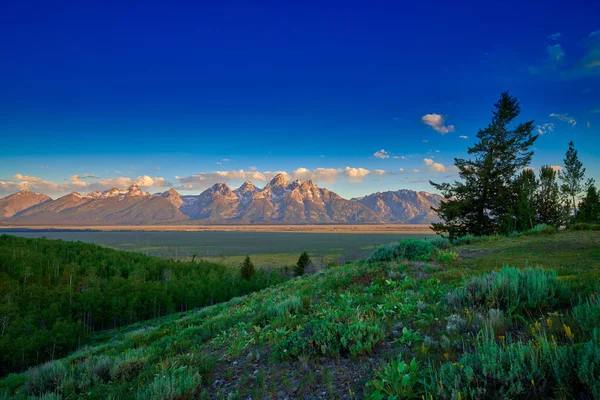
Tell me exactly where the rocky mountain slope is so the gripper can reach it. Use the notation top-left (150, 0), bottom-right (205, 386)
top-left (353, 189), bottom-right (443, 223)
top-left (0, 190), bottom-right (51, 218)
top-left (1, 174), bottom-right (441, 225)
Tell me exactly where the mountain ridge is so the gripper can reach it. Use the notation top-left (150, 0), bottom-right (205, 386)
top-left (0, 174), bottom-right (442, 225)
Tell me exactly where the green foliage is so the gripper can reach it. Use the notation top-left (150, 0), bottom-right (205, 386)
top-left (572, 294), bottom-right (600, 332)
top-left (522, 223), bottom-right (556, 236)
top-left (294, 251), bottom-right (311, 276)
top-left (430, 237), bottom-right (452, 250)
top-left (267, 295), bottom-right (303, 320)
top-left (457, 266), bottom-right (566, 314)
top-left (276, 316), bottom-right (384, 359)
top-left (536, 165), bottom-right (567, 227)
top-left (435, 250), bottom-right (458, 263)
top-left (0, 235), bottom-right (286, 376)
top-left (136, 369), bottom-right (202, 400)
top-left (240, 255), bottom-right (256, 280)
top-left (431, 92), bottom-right (538, 239)
top-left (578, 183), bottom-right (600, 224)
top-left (511, 168), bottom-right (538, 232)
top-left (570, 222), bottom-right (600, 231)
top-left (367, 357), bottom-right (428, 400)
top-left (561, 141), bottom-right (587, 221)
top-left (368, 239), bottom-right (434, 263)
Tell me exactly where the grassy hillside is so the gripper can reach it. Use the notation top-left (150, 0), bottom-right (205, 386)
top-left (0, 235), bottom-right (287, 376)
top-left (1, 230), bottom-right (599, 399)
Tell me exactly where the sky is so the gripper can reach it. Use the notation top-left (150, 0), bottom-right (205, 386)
top-left (1, 0), bottom-right (599, 199)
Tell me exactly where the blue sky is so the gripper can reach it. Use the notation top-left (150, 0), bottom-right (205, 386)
top-left (1, 0), bottom-right (599, 199)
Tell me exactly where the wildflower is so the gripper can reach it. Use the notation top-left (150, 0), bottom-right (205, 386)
top-left (498, 335), bottom-right (505, 340)
top-left (531, 379), bottom-right (535, 388)
top-left (564, 325), bottom-right (574, 340)
top-left (546, 317), bottom-right (552, 327)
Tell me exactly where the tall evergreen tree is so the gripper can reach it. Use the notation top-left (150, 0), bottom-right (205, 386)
top-left (561, 141), bottom-right (586, 221)
top-left (578, 182), bottom-right (600, 223)
top-left (512, 168), bottom-right (538, 231)
top-left (430, 92), bottom-right (537, 239)
top-left (294, 252), bottom-right (311, 276)
top-left (240, 255), bottom-right (255, 280)
top-left (536, 165), bottom-right (566, 227)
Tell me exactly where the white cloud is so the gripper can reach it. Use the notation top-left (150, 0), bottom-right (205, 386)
top-left (40, 165), bottom-right (49, 169)
top-left (373, 169), bottom-right (386, 175)
top-left (342, 167), bottom-right (370, 181)
top-left (549, 113), bottom-right (577, 126)
top-left (249, 166), bottom-right (258, 171)
top-left (592, 108), bottom-right (600, 114)
top-left (399, 168), bottom-right (405, 172)
top-left (373, 149), bottom-right (390, 159)
top-left (548, 165), bottom-right (563, 172)
top-left (422, 139), bottom-right (428, 143)
top-left (410, 169), bottom-right (420, 173)
top-left (548, 32), bottom-right (561, 41)
top-left (1, 174), bottom-right (173, 197)
top-left (421, 114), bottom-right (455, 135)
top-left (536, 122), bottom-right (555, 135)
top-left (424, 158), bottom-right (457, 173)
top-left (587, 121), bottom-right (591, 128)
top-left (459, 135), bottom-right (469, 139)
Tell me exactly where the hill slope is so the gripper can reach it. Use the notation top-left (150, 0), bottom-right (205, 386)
top-left (2, 230), bottom-right (599, 399)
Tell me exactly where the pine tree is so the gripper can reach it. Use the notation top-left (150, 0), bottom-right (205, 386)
top-left (512, 168), bottom-right (538, 231)
top-left (536, 165), bottom-right (566, 227)
top-left (430, 92), bottom-right (537, 239)
top-left (240, 255), bottom-right (255, 280)
top-left (561, 141), bottom-right (587, 222)
top-left (578, 182), bottom-right (600, 223)
top-left (294, 252), bottom-right (311, 276)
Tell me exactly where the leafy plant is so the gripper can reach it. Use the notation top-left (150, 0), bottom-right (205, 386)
top-left (367, 356), bottom-right (428, 399)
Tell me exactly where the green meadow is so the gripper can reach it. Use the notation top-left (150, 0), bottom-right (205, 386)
top-left (0, 230), bottom-right (434, 267)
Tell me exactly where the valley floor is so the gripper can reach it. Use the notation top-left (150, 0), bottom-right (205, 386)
top-left (0, 224), bottom-right (433, 234)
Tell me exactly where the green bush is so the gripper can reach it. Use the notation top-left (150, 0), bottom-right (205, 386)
top-left (430, 237), bottom-right (452, 250)
top-left (435, 250), bottom-right (458, 263)
top-left (23, 361), bottom-right (67, 396)
top-left (431, 329), bottom-right (600, 399)
top-left (135, 369), bottom-right (202, 400)
top-left (570, 223), bottom-right (600, 231)
top-left (523, 224), bottom-right (556, 236)
top-left (456, 266), bottom-right (566, 314)
top-left (114, 358), bottom-right (147, 381)
top-left (276, 316), bottom-right (384, 358)
top-left (267, 295), bottom-right (303, 320)
top-left (368, 239), bottom-right (434, 263)
top-left (572, 294), bottom-right (600, 332)
top-left (367, 357), bottom-right (428, 400)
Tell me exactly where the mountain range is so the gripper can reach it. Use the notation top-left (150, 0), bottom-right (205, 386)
top-left (0, 174), bottom-right (442, 225)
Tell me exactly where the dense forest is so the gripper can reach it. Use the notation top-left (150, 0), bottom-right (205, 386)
top-left (0, 235), bottom-right (287, 376)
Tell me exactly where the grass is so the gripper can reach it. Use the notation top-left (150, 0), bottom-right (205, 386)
top-left (1, 230), bottom-right (434, 266)
top-left (1, 229), bottom-right (599, 399)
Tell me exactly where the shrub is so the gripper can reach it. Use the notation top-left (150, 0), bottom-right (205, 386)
top-left (523, 224), bottom-right (556, 236)
top-left (572, 294), bottom-right (600, 332)
top-left (366, 357), bottom-right (428, 399)
top-left (114, 358), bottom-right (147, 381)
top-left (430, 236), bottom-right (452, 250)
top-left (136, 369), bottom-right (202, 400)
top-left (571, 223), bottom-right (600, 231)
top-left (368, 239), bottom-right (434, 263)
top-left (23, 361), bottom-right (67, 396)
top-left (0, 373), bottom-right (26, 396)
top-left (431, 329), bottom-right (600, 399)
top-left (267, 295), bottom-right (303, 320)
top-left (276, 316), bottom-right (384, 359)
top-left (458, 266), bottom-right (565, 314)
top-left (435, 250), bottom-right (458, 263)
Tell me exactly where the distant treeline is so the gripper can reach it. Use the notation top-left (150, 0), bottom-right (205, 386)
top-left (0, 235), bottom-right (287, 376)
